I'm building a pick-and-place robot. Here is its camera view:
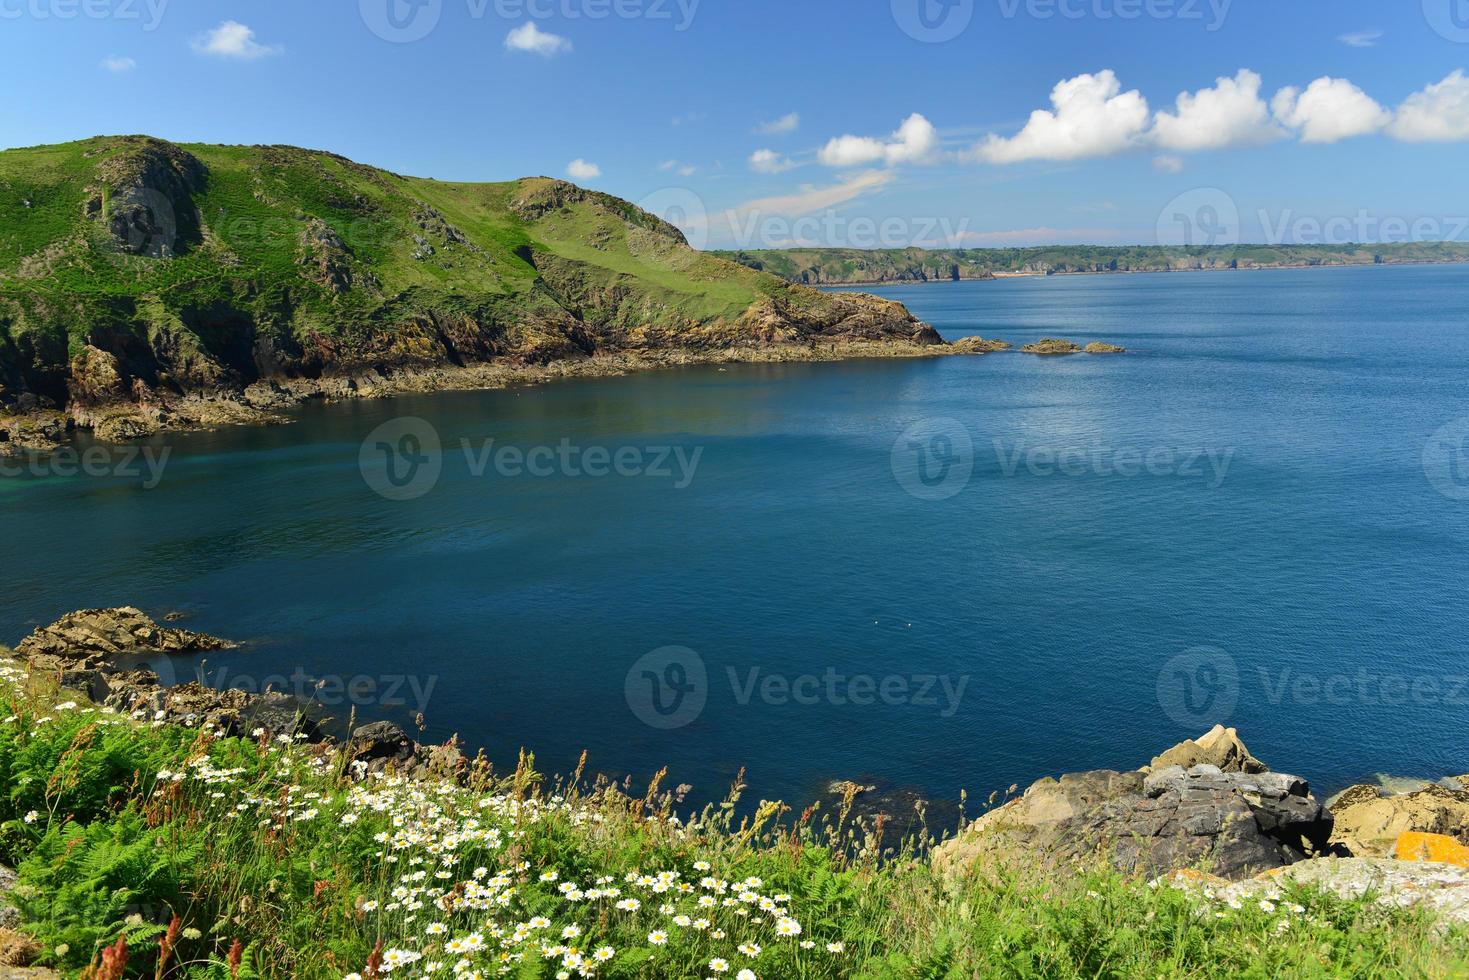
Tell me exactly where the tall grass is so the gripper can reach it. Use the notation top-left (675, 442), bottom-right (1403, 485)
top-left (0, 657), bottom-right (1465, 979)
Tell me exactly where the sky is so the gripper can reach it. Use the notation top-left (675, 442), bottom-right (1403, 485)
top-left (1, 0), bottom-right (1467, 249)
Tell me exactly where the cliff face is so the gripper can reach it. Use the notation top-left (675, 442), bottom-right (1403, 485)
top-left (0, 137), bottom-right (937, 442)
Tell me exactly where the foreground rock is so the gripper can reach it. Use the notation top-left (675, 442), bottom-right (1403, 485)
top-left (1330, 783), bottom-right (1469, 858)
top-left (1145, 724), bottom-right (1267, 774)
top-left (16, 606), bottom-right (235, 670)
top-left (1165, 857), bottom-right (1469, 925)
top-left (934, 732), bottom-right (1332, 881)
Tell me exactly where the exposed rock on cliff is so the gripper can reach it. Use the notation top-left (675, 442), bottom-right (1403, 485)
top-left (1329, 784), bottom-right (1469, 858)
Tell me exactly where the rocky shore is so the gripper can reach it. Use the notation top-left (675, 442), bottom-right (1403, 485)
top-left (9, 606), bottom-right (1468, 924)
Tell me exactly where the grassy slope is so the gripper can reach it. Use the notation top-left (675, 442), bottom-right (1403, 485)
top-left (0, 654), bottom-right (1466, 979)
top-left (718, 243), bottom-right (1469, 284)
top-left (0, 138), bottom-right (921, 414)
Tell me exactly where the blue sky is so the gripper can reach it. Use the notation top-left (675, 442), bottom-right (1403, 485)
top-left (2, 0), bottom-right (1467, 248)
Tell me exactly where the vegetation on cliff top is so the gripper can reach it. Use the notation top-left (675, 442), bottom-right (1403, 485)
top-left (0, 137), bottom-right (930, 415)
top-left (716, 243), bottom-right (1469, 285)
top-left (0, 653), bottom-right (1466, 979)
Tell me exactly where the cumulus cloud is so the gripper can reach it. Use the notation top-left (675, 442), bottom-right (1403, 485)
top-left (818, 113), bottom-right (940, 167)
top-left (100, 55), bottom-right (136, 72)
top-left (1272, 77), bottom-right (1391, 143)
top-left (192, 21), bottom-right (282, 60)
top-left (566, 159), bottom-right (601, 180)
top-left (505, 22), bottom-right (572, 56)
top-left (757, 112), bottom-right (800, 135)
top-left (973, 71), bottom-right (1150, 164)
top-left (1389, 70), bottom-right (1469, 142)
top-left (1151, 69), bottom-right (1284, 151)
top-left (749, 149), bottom-right (797, 174)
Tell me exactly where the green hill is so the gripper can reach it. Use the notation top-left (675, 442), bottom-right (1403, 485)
top-left (0, 136), bottom-right (934, 443)
top-left (717, 243), bottom-right (1469, 285)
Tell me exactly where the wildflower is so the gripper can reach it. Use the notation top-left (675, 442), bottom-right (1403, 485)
top-left (694, 860), bottom-right (711, 871)
top-left (615, 899), bottom-right (640, 912)
top-left (648, 931), bottom-right (668, 946)
top-left (826, 941), bottom-right (844, 953)
top-left (737, 971), bottom-right (757, 980)
top-left (427, 923), bottom-right (448, 935)
top-left (22, 811), bottom-right (38, 824)
top-left (709, 958), bottom-right (730, 973)
top-left (361, 901), bottom-right (379, 913)
top-left (1259, 899), bottom-right (1277, 913)
top-left (561, 926), bottom-right (582, 939)
top-left (593, 947), bottom-right (614, 962)
top-left (775, 918), bottom-right (802, 937)
top-left (737, 942), bottom-right (761, 957)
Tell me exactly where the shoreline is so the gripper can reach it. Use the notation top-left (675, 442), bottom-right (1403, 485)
top-left (0, 339), bottom-right (955, 454)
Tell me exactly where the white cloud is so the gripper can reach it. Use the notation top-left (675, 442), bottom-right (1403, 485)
top-left (757, 112), bottom-right (800, 135)
top-left (1151, 69), bottom-right (1283, 151)
top-left (192, 21), bottom-right (282, 60)
top-left (1153, 155), bottom-right (1185, 174)
top-left (1272, 77), bottom-right (1391, 143)
top-left (730, 170), bottom-right (893, 219)
top-left (973, 70), bottom-right (1150, 164)
top-left (100, 55), bottom-right (136, 72)
top-left (566, 159), bottom-right (602, 181)
top-left (1338, 30), bottom-right (1383, 48)
top-left (749, 149), bottom-right (797, 174)
top-left (1389, 70), bottom-right (1469, 142)
top-left (659, 159), bottom-right (697, 177)
top-left (818, 113), bottom-right (940, 167)
top-left (505, 22), bottom-right (572, 56)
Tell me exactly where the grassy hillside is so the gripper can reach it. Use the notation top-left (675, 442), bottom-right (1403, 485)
top-left (717, 243), bottom-right (1469, 285)
top-left (0, 137), bottom-right (932, 436)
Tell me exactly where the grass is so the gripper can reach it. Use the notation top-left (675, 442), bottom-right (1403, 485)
top-left (1, 650), bottom-right (1467, 979)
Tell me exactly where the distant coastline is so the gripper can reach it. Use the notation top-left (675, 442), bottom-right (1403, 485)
top-left (716, 242), bottom-right (1469, 287)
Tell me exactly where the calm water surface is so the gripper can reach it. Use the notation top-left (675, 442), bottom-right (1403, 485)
top-left (5, 265), bottom-right (1469, 804)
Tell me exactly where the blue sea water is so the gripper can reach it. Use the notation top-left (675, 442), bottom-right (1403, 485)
top-left (4, 264), bottom-right (1469, 805)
